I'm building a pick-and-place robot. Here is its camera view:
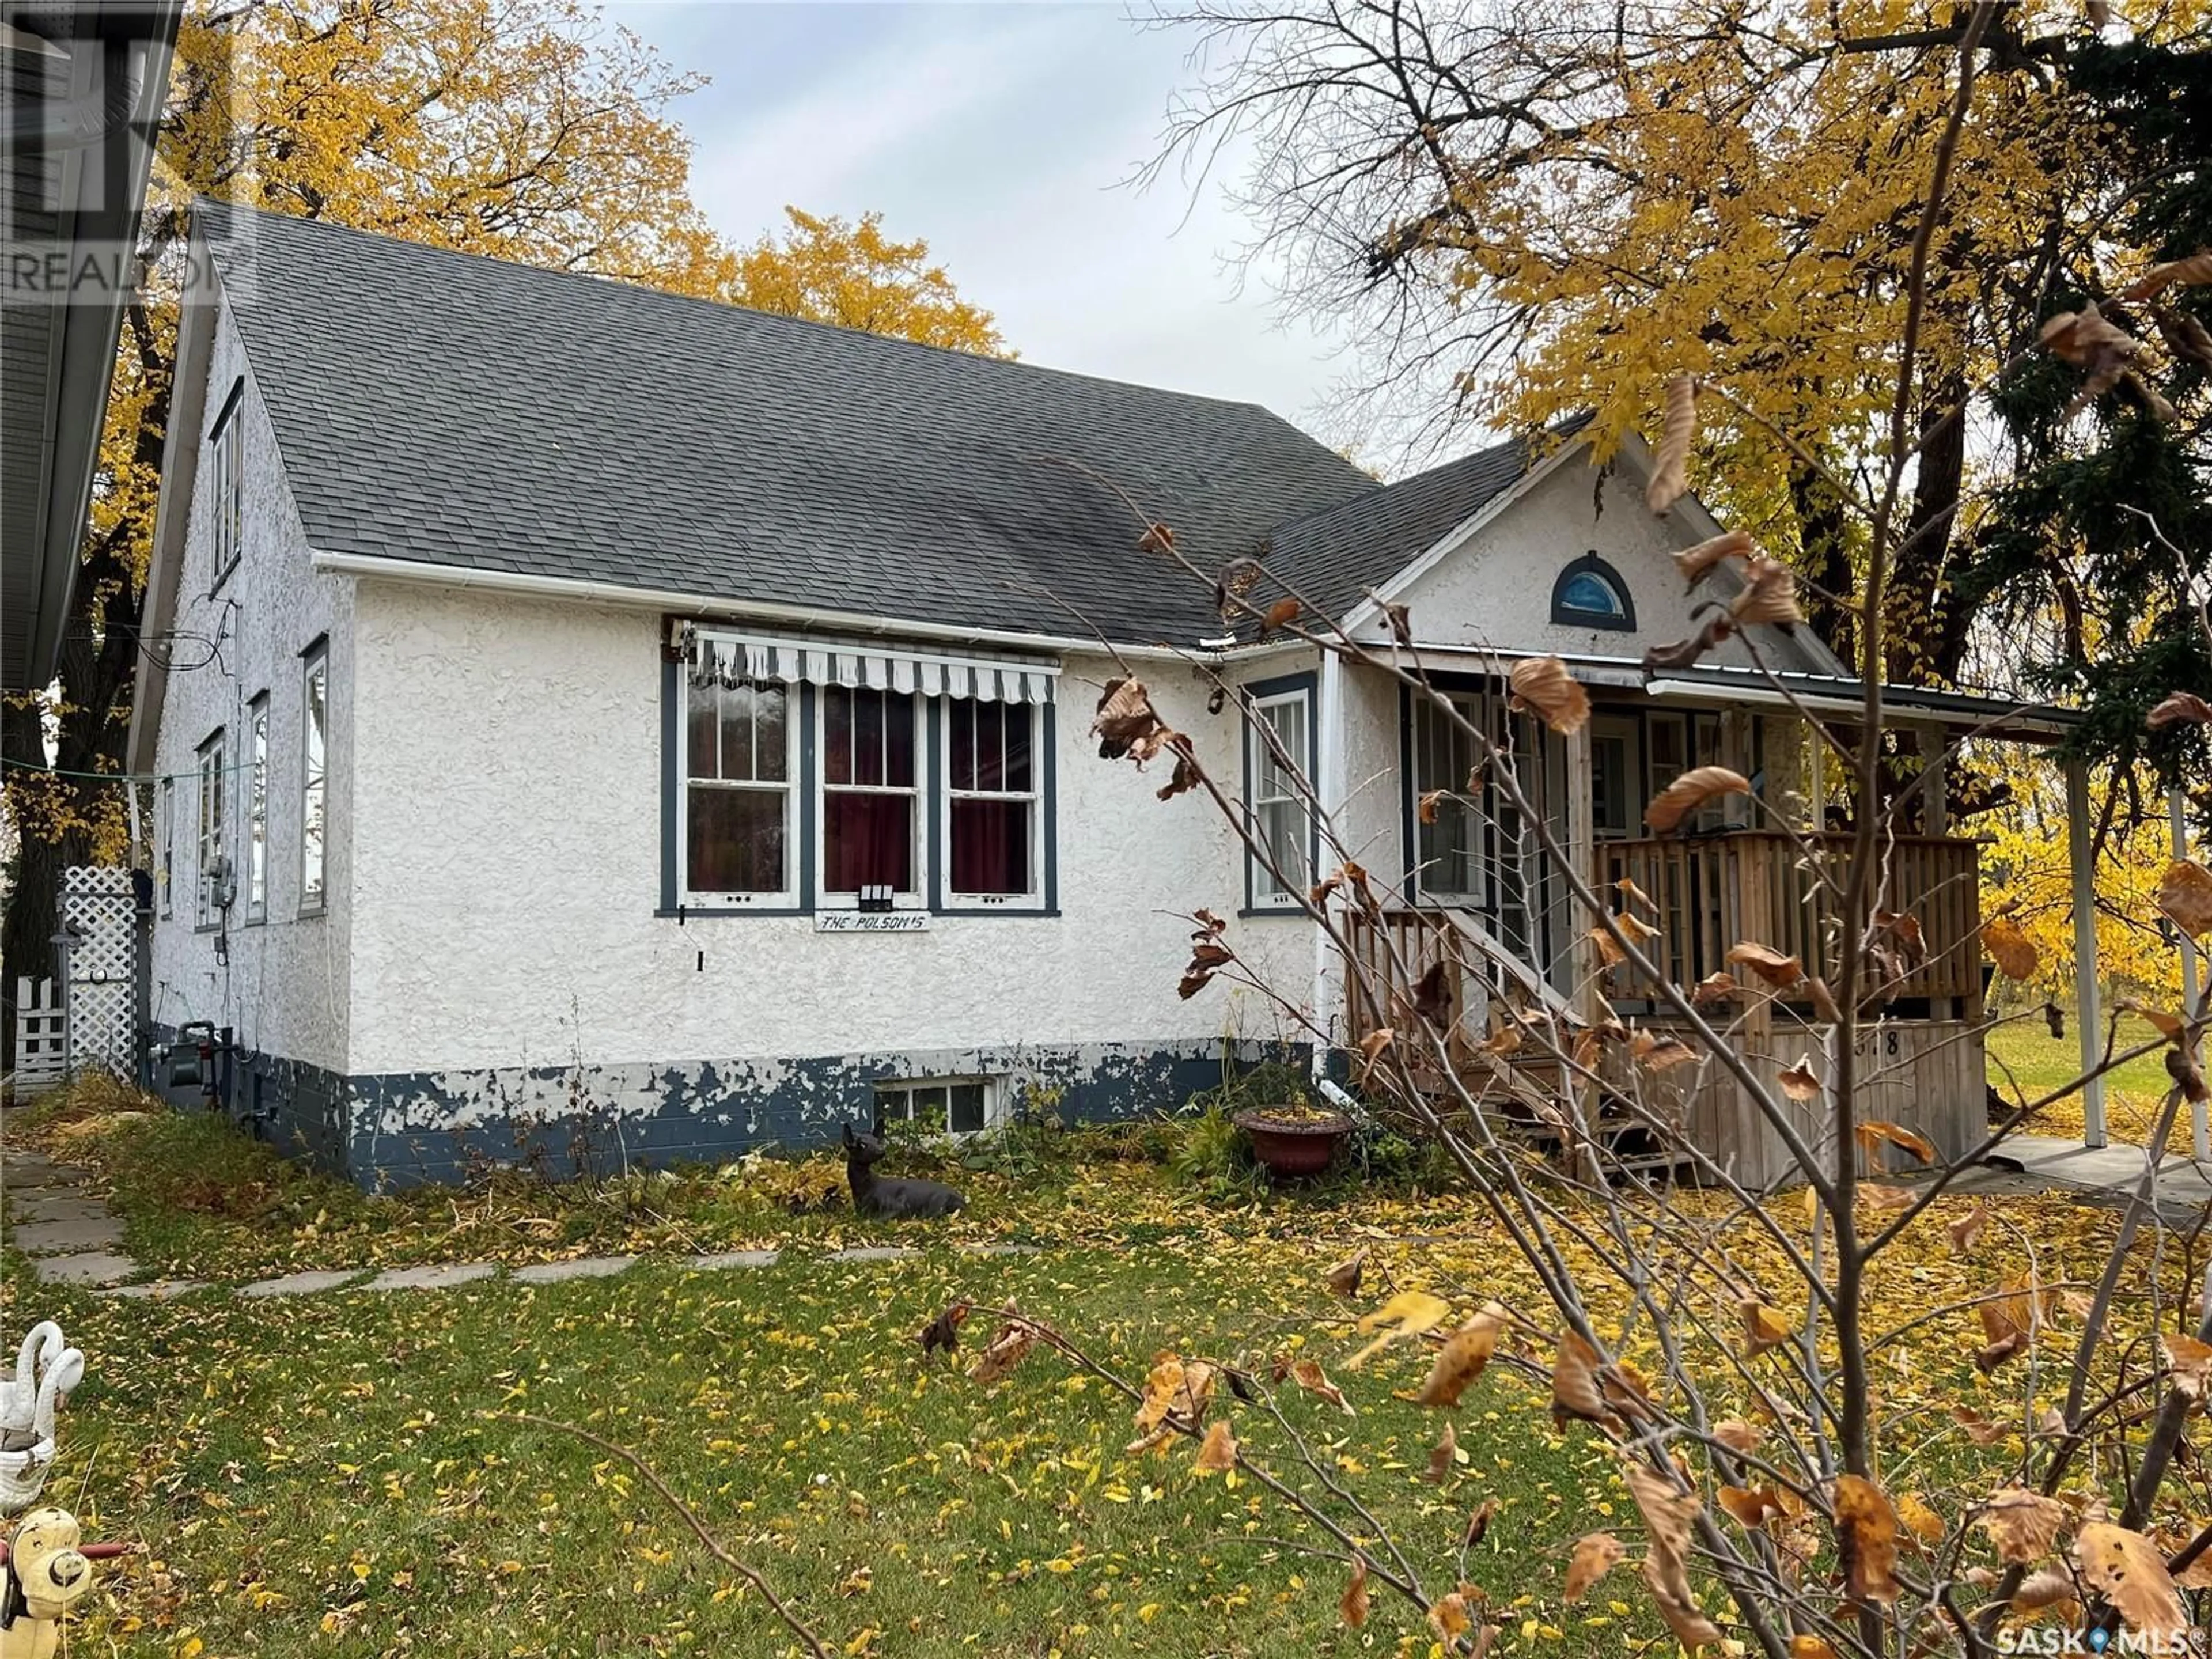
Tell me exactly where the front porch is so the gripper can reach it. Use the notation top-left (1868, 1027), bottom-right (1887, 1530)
top-left (1340, 828), bottom-right (1991, 1188)
top-left (1324, 653), bottom-right (2063, 1190)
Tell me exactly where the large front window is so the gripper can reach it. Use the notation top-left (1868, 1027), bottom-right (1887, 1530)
top-left (821, 685), bottom-right (918, 902)
top-left (685, 677), bottom-right (794, 903)
top-left (946, 698), bottom-right (1037, 902)
top-left (675, 635), bottom-right (1059, 912)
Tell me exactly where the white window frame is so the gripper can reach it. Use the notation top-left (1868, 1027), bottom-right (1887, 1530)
top-left (874, 1077), bottom-right (1003, 1138)
top-left (939, 697), bottom-right (1043, 909)
top-left (245, 694), bottom-right (269, 923)
top-left (1246, 686), bottom-right (1313, 909)
top-left (195, 732), bottom-right (226, 929)
top-left (210, 393), bottom-right (243, 582)
top-left (680, 676), bottom-right (798, 908)
top-left (158, 776), bottom-right (173, 919)
top-left (300, 645), bottom-right (328, 915)
top-left (815, 684), bottom-right (923, 911)
top-left (1410, 691), bottom-right (1492, 906)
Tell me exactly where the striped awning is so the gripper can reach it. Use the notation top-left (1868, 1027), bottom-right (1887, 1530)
top-left (686, 627), bottom-right (1059, 704)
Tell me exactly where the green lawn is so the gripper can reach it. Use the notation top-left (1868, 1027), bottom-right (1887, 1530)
top-left (1984, 1010), bottom-right (2181, 1144)
top-left (20, 1245), bottom-right (1642, 1658)
top-left (2, 1081), bottom-right (2186, 1657)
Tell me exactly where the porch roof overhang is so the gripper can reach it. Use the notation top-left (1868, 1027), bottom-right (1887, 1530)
top-left (1384, 643), bottom-right (2080, 744)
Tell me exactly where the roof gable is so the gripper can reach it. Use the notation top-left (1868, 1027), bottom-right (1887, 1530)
top-left (194, 200), bottom-right (1374, 647)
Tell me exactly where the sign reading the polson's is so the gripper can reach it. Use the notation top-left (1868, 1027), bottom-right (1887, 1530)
top-left (816, 912), bottom-right (929, 933)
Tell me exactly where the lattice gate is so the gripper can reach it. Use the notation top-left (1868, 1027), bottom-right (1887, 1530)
top-left (56, 865), bottom-right (137, 1078)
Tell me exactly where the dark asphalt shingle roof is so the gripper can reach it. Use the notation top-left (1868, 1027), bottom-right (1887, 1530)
top-left (199, 200), bottom-right (1423, 646)
top-left (1264, 415), bottom-right (1593, 626)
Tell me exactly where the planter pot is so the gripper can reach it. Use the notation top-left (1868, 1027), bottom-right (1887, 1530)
top-left (1234, 1108), bottom-right (1353, 1179)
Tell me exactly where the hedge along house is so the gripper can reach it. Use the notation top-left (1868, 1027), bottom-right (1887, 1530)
top-left (129, 201), bottom-right (2083, 1190)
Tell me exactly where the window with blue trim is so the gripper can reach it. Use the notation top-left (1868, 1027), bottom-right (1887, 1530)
top-left (1550, 552), bottom-right (1635, 631)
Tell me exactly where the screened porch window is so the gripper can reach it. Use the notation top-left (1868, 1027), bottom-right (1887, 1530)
top-left (1248, 687), bottom-right (1312, 906)
top-left (685, 678), bottom-right (794, 902)
top-left (946, 698), bottom-right (1037, 902)
top-left (821, 685), bottom-right (918, 902)
top-left (1410, 692), bottom-right (1490, 901)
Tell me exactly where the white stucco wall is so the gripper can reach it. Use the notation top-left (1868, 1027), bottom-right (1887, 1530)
top-left (344, 582), bottom-right (1319, 1081)
top-left (146, 296), bottom-right (354, 1077)
top-left (1374, 452), bottom-right (1827, 672)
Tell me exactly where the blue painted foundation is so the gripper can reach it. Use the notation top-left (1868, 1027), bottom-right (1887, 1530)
top-left (166, 1032), bottom-right (1306, 1190)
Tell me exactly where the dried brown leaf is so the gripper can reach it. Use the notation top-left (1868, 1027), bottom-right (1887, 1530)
top-left (1730, 554), bottom-right (1804, 629)
top-left (1855, 1120), bottom-right (1937, 1163)
top-left (2158, 859), bottom-right (2212, 937)
top-left (2121, 251), bottom-right (2212, 300)
top-left (1834, 1474), bottom-right (1903, 1607)
top-left (2162, 1331), bottom-right (2212, 1400)
top-left (1260, 597), bottom-right (1302, 638)
top-left (1323, 1248), bottom-right (1367, 1300)
top-left (1646, 766), bottom-right (1751, 834)
top-left (2145, 691), bottom-right (2212, 730)
top-left (1415, 1308), bottom-right (1504, 1408)
top-left (1507, 656), bottom-right (1590, 736)
top-left (1290, 1358), bottom-right (1355, 1416)
top-left (1981, 914), bottom-right (2041, 980)
top-left (1193, 1418), bottom-right (1237, 1474)
top-left (1424, 1420), bottom-right (1458, 1484)
top-left (1551, 1331), bottom-right (1612, 1428)
top-left (2076, 1522), bottom-right (2188, 1637)
top-left (1646, 373), bottom-right (1698, 514)
top-left (1778, 1058), bottom-right (1822, 1103)
top-left (1977, 1487), bottom-right (2067, 1566)
top-left (1417, 789), bottom-right (1445, 825)
top-left (1726, 941), bottom-right (1804, 988)
top-left (1674, 528), bottom-right (1751, 585)
top-left (1339, 1558), bottom-right (1369, 1628)
top-left (1564, 1531), bottom-right (1624, 1601)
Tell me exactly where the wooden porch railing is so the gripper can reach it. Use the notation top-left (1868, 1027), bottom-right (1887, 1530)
top-left (1593, 831), bottom-right (1983, 1006)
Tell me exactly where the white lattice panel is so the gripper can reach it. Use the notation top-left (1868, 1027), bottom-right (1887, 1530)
top-left (59, 865), bottom-right (136, 1079)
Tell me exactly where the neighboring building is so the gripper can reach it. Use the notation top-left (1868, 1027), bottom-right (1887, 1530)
top-left (131, 201), bottom-right (2069, 1189)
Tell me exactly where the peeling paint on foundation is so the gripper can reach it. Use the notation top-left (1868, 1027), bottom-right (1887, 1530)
top-left (192, 1036), bottom-right (1305, 1189)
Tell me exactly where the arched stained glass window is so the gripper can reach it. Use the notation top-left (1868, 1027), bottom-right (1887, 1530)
top-left (1550, 552), bottom-right (1635, 631)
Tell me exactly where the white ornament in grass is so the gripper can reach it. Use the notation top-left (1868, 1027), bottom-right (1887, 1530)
top-left (0, 1324), bottom-right (84, 1516)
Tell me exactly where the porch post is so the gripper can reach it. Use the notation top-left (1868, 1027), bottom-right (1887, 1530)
top-left (1565, 721), bottom-right (1602, 1182)
top-left (1565, 724), bottom-right (1598, 1024)
top-left (1917, 724), bottom-right (1948, 835)
top-left (1310, 652), bottom-right (1344, 1078)
top-left (2066, 758), bottom-right (2108, 1147)
top-left (2171, 786), bottom-right (2210, 1161)
top-left (1805, 726), bottom-right (1828, 832)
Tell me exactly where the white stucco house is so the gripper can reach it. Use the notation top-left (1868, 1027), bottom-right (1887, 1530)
top-left (128, 201), bottom-right (2073, 1188)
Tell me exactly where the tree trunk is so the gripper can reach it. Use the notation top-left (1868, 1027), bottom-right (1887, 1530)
top-left (1886, 374), bottom-right (1968, 686)
top-left (1790, 454), bottom-right (1857, 668)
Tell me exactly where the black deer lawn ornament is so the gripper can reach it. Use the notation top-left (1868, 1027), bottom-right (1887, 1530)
top-left (843, 1123), bottom-right (966, 1219)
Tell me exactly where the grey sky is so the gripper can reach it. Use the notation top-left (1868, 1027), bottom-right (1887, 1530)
top-left (610, 3), bottom-right (1356, 431)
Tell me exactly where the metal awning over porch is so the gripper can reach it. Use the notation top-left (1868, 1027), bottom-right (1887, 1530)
top-left (1377, 643), bottom-right (2082, 744)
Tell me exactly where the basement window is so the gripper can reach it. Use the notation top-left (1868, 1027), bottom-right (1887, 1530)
top-left (874, 1077), bottom-right (997, 1137)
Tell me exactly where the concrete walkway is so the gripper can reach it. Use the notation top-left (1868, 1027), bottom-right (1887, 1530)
top-left (2, 1142), bottom-right (1034, 1300)
top-left (1949, 1132), bottom-right (2212, 1228)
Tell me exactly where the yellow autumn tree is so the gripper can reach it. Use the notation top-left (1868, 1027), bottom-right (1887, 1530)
top-left (1154, 0), bottom-right (2201, 683)
top-left (1979, 749), bottom-right (2187, 1001)
top-left (721, 207), bottom-right (1008, 357)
